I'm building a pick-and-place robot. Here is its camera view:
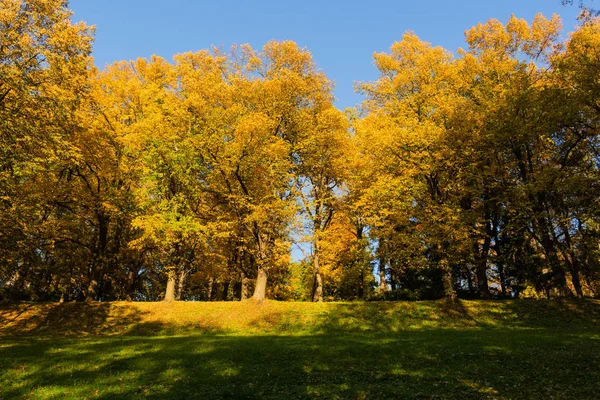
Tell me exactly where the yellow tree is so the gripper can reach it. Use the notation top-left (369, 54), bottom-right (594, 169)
top-left (545, 17), bottom-right (600, 296)
top-left (174, 41), bottom-right (340, 300)
top-left (94, 56), bottom-right (220, 302)
top-left (172, 46), bottom-right (292, 301)
top-left (295, 105), bottom-right (350, 302)
top-left (0, 0), bottom-right (93, 298)
top-left (355, 32), bottom-right (468, 298)
top-left (460, 14), bottom-right (575, 297)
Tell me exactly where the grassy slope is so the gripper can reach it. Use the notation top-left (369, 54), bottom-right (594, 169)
top-left (1, 300), bottom-right (599, 399)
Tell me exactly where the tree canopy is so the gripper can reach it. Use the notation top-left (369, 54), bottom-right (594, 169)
top-left (1, 0), bottom-right (599, 302)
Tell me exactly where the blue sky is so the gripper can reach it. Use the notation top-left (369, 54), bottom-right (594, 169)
top-left (69, 0), bottom-right (582, 109)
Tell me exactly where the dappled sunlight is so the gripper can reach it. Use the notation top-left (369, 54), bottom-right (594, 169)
top-left (459, 379), bottom-right (499, 396)
top-left (1, 328), bottom-right (599, 398)
top-left (0, 302), bottom-right (148, 336)
top-left (2, 1), bottom-right (600, 398)
top-left (2, 300), bottom-right (600, 338)
top-left (1, 300), bottom-right (600, 398)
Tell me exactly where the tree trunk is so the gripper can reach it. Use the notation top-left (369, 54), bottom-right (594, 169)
top-left (378, 239), bottom-right (387, 293)
top-left (358, 269), bottom-right (365, 299)
top-left (312, 272), bottom-right (323, 302)
top-left (252, 231), bottom-right (270, 301)
top-left (466, 267), bottom-right (474, 296)
top-left (126, 270), bottom-right (135, 301)
top-left (207, 277), bottom-right (214, 301)
top-left (475, 259), bottom-right (490, 299)
top-left (498, 261), bottom-right (507, 297)
top-left (552, 263), bottom-right (572, 298)
top-left (86, 277), bottom-right (98, 302)
top-left (441, 260), bottom-right (457, 301)
top-left (390, 270), bottom-right (397, 291)
top-left (379, 268), bottom-right (387, 292)
top-left (252, 266), bottom-right (268, 301)
top-left (164, 271), bottom-right (176, 302)
top-left (312, 242), bottom-right (323, 302)
top-left (222, 281), bottom-right (230, 301)
top-left (87, 210), bottom-right (108, 302)
top-left (571, 267), bottom-right (584, 298)
top-left (535, 203), bottom-right (573, 297)
top-left (564, 233), bottom-right (584, 298)
top-left (474, 229), bottom-right (491, 299)
top-left (176, 270), bottom-right (186, 300)
top-left (389, 259), bottom-right (398, 291)
top-left (241, 272), bottom-right (250, 300)
top-left (356, 224), bottom-right (365, 299)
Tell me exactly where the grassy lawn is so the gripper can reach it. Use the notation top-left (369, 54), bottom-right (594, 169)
top-left (1, 300), bottom-right (599, 399)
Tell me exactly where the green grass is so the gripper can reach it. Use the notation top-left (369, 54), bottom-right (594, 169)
top-left (1, 300), bottom-right (599, 399)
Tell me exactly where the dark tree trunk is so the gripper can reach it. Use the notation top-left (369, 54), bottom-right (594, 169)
top-left (475, 259), bottom-right (490, 299)
top-left (176, 269), bottom-right (186, 300)
top-left (474, 210), bottom-right (492, 299)
top-left (356, 224), bottom-right (365, 299)
top-left (441, 260), bottom-right (457, 301)
top-left (390, 268), bottom-right (397, 291)
top-left (125, 269), bottom-right (137, 301)
top-left (222, 281), bottom-right (230, 301)
top-left (534, 196), bottom-right (573, 297)
top-left (466, 267), bottom-right (474, 296)
top-left (87, 210), bottom-right (109, 302)
top-left (378, 238), bottom-right (387, 293)
top-left (498, 261), bottom-right (507, 297)
top-left (563, 228), bottom-right (584, 298)
top-left (571, 266), bottom-right (584, 298)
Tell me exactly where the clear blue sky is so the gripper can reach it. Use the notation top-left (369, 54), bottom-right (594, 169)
top-left (69, 0), bottom-right (581, 109)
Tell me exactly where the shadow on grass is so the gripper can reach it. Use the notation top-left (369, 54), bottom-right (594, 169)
top-left (1, 300), bottom-right (600, 399)
top-left (1, 328), bottom-right (599, 399)
top-left (1, 299), bottom-right (600, 337)
top-left (0, 302), bottom-right (230, 337)
top-left (0, 302), bottom-right (148, 336)
top-left (303, 299), bottom-right (600, 334)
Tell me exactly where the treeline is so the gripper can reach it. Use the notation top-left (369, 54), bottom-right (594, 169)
top-left (1, 0), bottom-right (599, 302)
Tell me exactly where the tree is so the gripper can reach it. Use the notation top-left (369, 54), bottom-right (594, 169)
top-left (295, 109), bottom-right (350, 302)
top-left (0, 0), bottom-right (93, 300)
top-left (355, 32), bottom-right (468, 299)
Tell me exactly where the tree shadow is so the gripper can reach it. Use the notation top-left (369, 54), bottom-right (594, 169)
top-left (1, 299), bottom-right (600, 399)
top-left (1, 329), bottom-right (599, 399)
top-left (0, 302), bottom-right (145, 336)
top-left (2, 299), bottom-right (599, 338)
top-left (503, 298), bottom-right (600, 327)
top-left (311, 299), bottom-right (600, 333)
top-left (0, 302), bottom-right (227, 338)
